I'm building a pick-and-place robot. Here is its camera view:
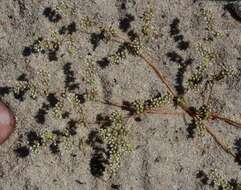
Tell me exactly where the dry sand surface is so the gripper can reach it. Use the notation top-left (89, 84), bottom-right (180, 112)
top-left (1, 0), bottom-right (241, 189)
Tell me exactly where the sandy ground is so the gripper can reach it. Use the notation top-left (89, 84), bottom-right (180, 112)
top-left (0, 0), bottom-right (241, 189)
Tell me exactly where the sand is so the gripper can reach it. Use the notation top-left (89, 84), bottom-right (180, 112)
top-left (0, 0), bottom-right (241, 189)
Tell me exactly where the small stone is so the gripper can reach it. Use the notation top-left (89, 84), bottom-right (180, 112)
top-left (0, 101), bottom-right (16, 145)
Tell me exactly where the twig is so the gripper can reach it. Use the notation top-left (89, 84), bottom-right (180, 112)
top-left (211, 113), bottom-right (241, 129)
top-left (139, 53), bottom-right (176, 97)
top-left (96, 99), bottom-right (128, 110)
top-left (145, 110), bottom-right (185, 116)
top-left (205, 125), bottom-right (235, 158)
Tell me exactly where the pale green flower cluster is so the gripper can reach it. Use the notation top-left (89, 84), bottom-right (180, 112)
top-left (99, 111), bottom-right (132, 176)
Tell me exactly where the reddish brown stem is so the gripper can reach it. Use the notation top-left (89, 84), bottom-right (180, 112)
top-left (205, 125), bottom-right (235, 158)
top-left (96, 99), bottom-right (127, 109)
top-left (139, 53), bottom-right (176, 97)
top-left (211, 113), bottom-right (241, 129)
top-left (145, 110), bottom-right (185, 116)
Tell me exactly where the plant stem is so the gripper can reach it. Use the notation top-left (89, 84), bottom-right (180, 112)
top-left (205, 125), bottom-right (235, 158)
top-left (211, 113), bottom-right (241, 129)
top-left (145, 110), bottom-right (185, 116)
top-left (139, 53), bottom-right (176, 97)
top-left (96, 99), bottom-right (128, 109)
top-left (111, 31), bottom-right (241, 159)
